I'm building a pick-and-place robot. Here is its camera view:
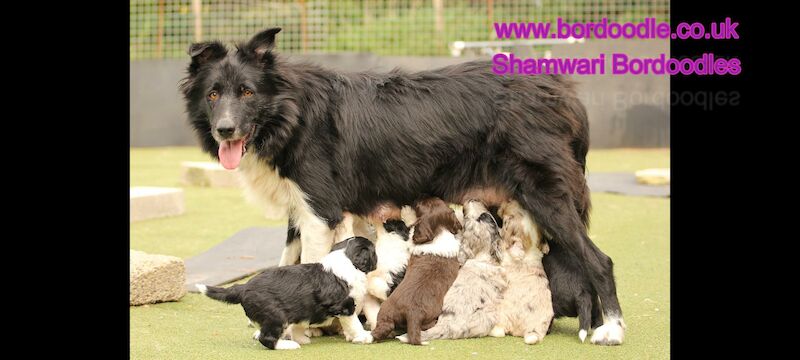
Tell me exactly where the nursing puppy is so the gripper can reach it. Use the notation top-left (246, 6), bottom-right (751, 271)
top-left (489, 200), bottom-right (554, 345)
top-left (398, 200), bottom-right (508, 343)
top-left (371, 197), bottom-right (462, 345)
top-left (196, 236), bottom-right (377, 350)
top-left (363, 213), bottom-right (413, 330)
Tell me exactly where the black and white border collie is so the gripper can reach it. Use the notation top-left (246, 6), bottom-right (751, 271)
top-left (181, 27), bottom-right (625, 344)
top-left (196, 237), bottom-right (377, 349)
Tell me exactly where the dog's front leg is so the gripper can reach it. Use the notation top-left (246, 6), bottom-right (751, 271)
top-left (339, 314), bottom-right (373, 344)
top-left (297, 216), bottom-right (335, 264)
top-left (362, 294), bottom-right (381, 330)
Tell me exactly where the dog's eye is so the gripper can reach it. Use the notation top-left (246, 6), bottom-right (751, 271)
top-left (242, 89), bottom-right (254, 97)
top-left (207, 91), bottom-right (219, 101)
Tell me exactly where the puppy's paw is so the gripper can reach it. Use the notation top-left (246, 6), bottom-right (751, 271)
top-left (252, 330), bottom-right (261, 340)
top-left (293, 334), bottom-right (311, 345)
top-left (352, 331), bottom-right (374, 344)
top-left (590, 321), bottom-right (625, 346)
top-left (396, 334), bottom-right (408, 343)
top-left (489, 326), bottom-right (506, 338)
top-left (247, 319), bottom-right (254, 328)
top-left (523, 333), bottom-right (541, 345)
top-left (275, 339), bottom-right (301, 350)
top-left (305, 328), bottom-right (323, 337)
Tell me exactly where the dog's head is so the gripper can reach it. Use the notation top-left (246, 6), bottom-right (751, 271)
top-left (335, 236), bottom-right (378, 273)
top-left (411, 197), bottom-right (463, 244)
top-left (383, 219), bottom-right (410, 241)
top-left (497, 200), bottom-right (549, 261)
top-left (180, 27), bottom-right (297, 170)
top-left (460, 200), bottom-right (504, 263)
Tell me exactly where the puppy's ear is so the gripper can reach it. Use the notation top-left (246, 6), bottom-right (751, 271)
top-left (442, 206), bottom-right (463, 235)
top-left (412, 205), bottom-right (462, 244)
top-left (187, 41), bottom-right (226, 73)
top-left (245, 27), bottom-right (282, 62)
top-left (539, 240), bottom-right (550, 255)
top-left (489, 224), bottom-right (504, 264)
top-left (411, 216), bottom-right (435, 244)
top-left (347, 238), bottom-right (377, 273)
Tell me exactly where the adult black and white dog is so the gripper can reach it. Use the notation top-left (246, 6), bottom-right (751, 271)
top-left (181, 27), bottom-right (624, 345)
top-left (196, 236), bottom-right (377, 349)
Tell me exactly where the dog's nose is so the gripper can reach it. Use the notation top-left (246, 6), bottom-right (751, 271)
top-left (217, 126), bottom-right (235, 138)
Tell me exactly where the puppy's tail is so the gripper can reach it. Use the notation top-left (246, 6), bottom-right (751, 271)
top-left (195, 283), bottom-right (244, 304)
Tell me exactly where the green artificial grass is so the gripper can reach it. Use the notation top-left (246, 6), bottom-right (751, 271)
top-left (130, 147), bottom-right (670, 359)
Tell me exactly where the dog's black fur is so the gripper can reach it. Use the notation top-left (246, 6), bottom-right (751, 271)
top-left (543, 240), bottom-right (603, 336)
top-left (200, 237), bottom-right (377, 349)
top-left (181, 28), bottom-right (622, 325)
top-left (330, 236), bottom-right (378, 275)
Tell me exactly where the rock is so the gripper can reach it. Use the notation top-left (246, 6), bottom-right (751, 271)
top-left (130, 187), bottom-right (185, 222)
top-left (181, 161), bottom-right (240, 187)
top-left (635, 168), bottom-right (670, 186)
top-left (130, 250), bottom-right (186, 305)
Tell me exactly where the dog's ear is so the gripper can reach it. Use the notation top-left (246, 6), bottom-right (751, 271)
top-left (245, 27), bottom-right (282, 62)
top-left (346, 238), bottom-right (377, 273)
top-left (489, 222), bottom-right (504, 263)
top-left (412, 203), bottom-right (462, 244)
top-left (187, 41), bottom-right (226, 72)
top-left (539, 240), bottom-right (550, 255)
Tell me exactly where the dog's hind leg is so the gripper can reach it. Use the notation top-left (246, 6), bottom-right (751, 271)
top-left (258, 323), bottom-right (297, 350)
top-left (509, 168), bottom-right (624, 345)
top-left (576, 293), bottom-right (594, 343)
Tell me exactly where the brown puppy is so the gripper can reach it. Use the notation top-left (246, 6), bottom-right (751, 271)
top-left (370, 197), bottom-right (462, 345)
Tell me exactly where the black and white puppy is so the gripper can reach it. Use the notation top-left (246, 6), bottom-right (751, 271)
top-left (196, 237), bottom-right (377, 350)
top-left (363, 208), bottom-right (414, 329)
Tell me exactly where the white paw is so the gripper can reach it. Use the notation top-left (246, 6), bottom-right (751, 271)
top-left (247, 319), bottom-right (254, 328)
top-left (352, 331), bottom-right (374, 344)
top-left (524, 333), bottom-right (541, 345)
top-left (579, 329), bottom-right (588, 343)
top-left (590, 321), bottom-right (625, 346)
top-left (275, 339), bottom-right (301, 350)
top-left (396, 334), bottom-right (408, 343)
top-left (489, 326), bottom-right (506, 338)
top-left (252, 330), bottom-right (261, 340)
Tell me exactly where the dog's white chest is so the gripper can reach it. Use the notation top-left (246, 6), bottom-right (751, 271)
top-left (237, 154), bottom-right (320, 226)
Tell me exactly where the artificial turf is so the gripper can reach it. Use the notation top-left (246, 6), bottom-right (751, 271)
top-left (130, 146), bottom-right (669, 359)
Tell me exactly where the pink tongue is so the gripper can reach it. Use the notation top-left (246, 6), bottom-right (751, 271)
top-left (218, 139), bottom-right (244, 169)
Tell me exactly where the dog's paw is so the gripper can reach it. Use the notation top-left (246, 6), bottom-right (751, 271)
top-left (590, 321), bottom-right (625, 346)
top-left (247, 319), bottom-right (254, 328)
top-left (352, 331), bottom-right (374, 344)
top-left (293, 334), bottom-right (311, 345)
top-left (396, 334), bottom-right (408, 343)
top-left (275, 339), bottom-right (301, 350)
top-left (252, 330), bottom-right (261, 340)
top-left (579, 329), bottom-right (588, 343)
top-left (524, 333), bottom-right (541, 345)
top-left (489, 326), bottom-right (506, 338)
top-left (305, 328), bottom-right (324, 337)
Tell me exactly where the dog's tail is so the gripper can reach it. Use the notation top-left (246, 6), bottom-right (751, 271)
top-left (195, 283), bottom-right (244, 304)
